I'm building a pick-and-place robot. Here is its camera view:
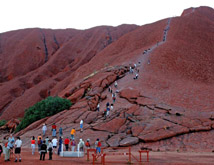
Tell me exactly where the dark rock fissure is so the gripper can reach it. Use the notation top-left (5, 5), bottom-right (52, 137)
top-left (53, 34), bottom-right (60, 49)
top-left (40, 30), bottom-right (49, 63)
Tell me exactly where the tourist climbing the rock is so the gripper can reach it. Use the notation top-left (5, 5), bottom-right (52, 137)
top-left (58, 136), bottom-right (63, 155)
top-left (78, 139), bottom-right (85, 152)
top-left (134, 63), bottom-right (137, 68)
top-left (14, 136), bottom-right (22, 162)
top-left (48, 140), bottom-right (53, 160)
top-left (59, 127), bottom-right (63, 137)
top-left (52, 123), bottom-right (57, 137)
top-left (70, 128), bottom-right (76, 140)
top-left (129, 66), bottom-right (133, 73)
top-left (106, 102), bottom-right (110, 107)
top-left (95, 139), bottom-right (101, 154)
top-left (114, 81), bottom-right (118, 88)
top-left (80, 119), bottom-right (83, 132)
top-left (52, 137), bottom-right (58, 154)
top-left (64, 137), bottom-right (69, 151)
top-left (106, 106), bottom-right (110, 116)
top-left (45, 137), bottom-right (49, 146)
top-left (134, 73), bottom-right (138, 80)
top-left (97, 103), bottom-right (100, 112)
top-left (112, 93), bottom-right (116, 103)
top-left (71, 139), bottom-right (76, 152)
top-left (42, 123), bottom-right (47, 136)
top-left (31, 136), bottom-right (36, 155)
top-left (40, 141), bottom-right (47, 161)
top-left (104, 108), bottom-right (107, 120)
top-left (110, 104), bottom-right (114, 111)
top-left (38, 137), bottom-right (42, 152)
top-left (108, 86), bottom-right (111, 92)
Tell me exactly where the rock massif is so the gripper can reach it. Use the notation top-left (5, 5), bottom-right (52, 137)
top-left (1, 6), bottom-right (214, 152)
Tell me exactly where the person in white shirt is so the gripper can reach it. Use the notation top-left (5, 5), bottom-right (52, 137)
top-left (52, 137), bottom-right (58, 154)
top-left (14, 137), bottom-right (22, 162)
top-left (80, 120), bottom-right (83, 132)
top-left (42, 123), bottom-right (47, 136)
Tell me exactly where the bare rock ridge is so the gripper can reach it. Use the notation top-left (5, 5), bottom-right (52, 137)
top-left (1, 6), bottom-right (214, 151)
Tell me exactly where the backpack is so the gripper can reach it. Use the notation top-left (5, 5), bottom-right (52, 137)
top-left (38, 140), bottom-right (42, 145)
top-left (98, 142), bottom-right (101, 147)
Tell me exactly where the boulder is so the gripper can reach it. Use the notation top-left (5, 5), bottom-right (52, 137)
top-left (67, 88), bottom-right (85, 103)
top-left (93, 118), bottom-right (126, 133)
top-left (119, 137), bottom-right (139, 146)
top-left (119, 88), bottom-right (140, 103)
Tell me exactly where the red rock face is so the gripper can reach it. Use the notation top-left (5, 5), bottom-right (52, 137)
top-left (1, 6), bottom-right (214, 152)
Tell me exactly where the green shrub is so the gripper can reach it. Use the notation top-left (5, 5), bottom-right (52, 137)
top-left (15, 96), bottom-right (72, 133)
top-left (0, 120), bottom-right (7, 127)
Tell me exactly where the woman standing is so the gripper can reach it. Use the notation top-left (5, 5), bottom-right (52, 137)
top-left (31, 136), bottom-right (36, 155)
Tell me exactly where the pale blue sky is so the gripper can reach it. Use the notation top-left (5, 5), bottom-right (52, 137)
top-left (0, 0), bottom-right (213, 33)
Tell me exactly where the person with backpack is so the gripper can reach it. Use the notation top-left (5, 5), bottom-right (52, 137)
top-left (14, 137), bottom-right (22, 162)
top-left (31, 136), bottom-right (36, 155)
top-left (38, 137), bottom-right (43, 152)
top-left (71, 139), bottom-right (76, 152)
top-left (85, 139), bottom-right (90, 150)
top-left (52, 123), bottom-right (57, 137)
top-left (48, 140), bottom-right (53, 160)
top-left (95, 139), bottom-right (101, 154)
top-left (64, 137), bottom-right (69, 151)
top-left (5, 138), bottom-right (14, 162)
top-left (2, 137), bottom-right (7, 155)
top-left (40, 141), bottom-right (47, 161)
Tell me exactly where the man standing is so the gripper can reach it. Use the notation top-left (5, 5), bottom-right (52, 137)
top-left (64, 137), bottom-right (69, 151)
top-left (52, 137), bottom-right (58, 154)
top-left (95, 139), bottom-right (101, 154)
top-left (4, 138), bottom-right (14, 162)
top-left (40, 141), bottom-right (47, 161)
top-left (14, 137), bottom-right (22, 162)
top-left (48, 140), bottom-right (53, 160)
top-left (42, 124), bottom-right (47, 136)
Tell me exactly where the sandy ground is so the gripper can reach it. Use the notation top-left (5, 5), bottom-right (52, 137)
top-left (0, 148), bottom-right (213, 165)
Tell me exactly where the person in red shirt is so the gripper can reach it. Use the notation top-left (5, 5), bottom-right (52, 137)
top-left (31, 136), bottom-right (36, 155)
top-left (64, 137), bottom-right (69, 151)
top-left (52, 123), bottom-right (57, 137)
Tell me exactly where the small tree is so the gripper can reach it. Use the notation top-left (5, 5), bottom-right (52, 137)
top-left (15, 96), bottom-right (71, 132)
top-left (0, 120), bottom-right (7, 127)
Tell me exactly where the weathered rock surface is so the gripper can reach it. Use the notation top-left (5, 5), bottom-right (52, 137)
top-left (1, 7), bottom-right (214, 152)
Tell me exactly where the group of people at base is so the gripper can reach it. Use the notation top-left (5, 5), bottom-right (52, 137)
top-left (0, 134), bottom-right (22, 162)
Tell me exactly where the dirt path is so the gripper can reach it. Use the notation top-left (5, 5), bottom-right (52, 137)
top-left (0, 148), bottom-right (213, 164)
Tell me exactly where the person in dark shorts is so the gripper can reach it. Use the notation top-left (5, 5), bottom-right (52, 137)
top-left (14, 137), bottom-right (22, 162)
